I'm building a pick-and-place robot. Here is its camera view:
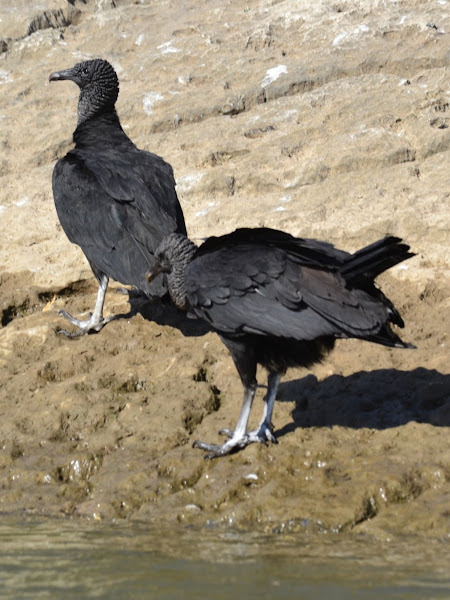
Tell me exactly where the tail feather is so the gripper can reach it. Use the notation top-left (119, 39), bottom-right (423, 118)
top-left (340, 236), bottom-right (415, 284)
top-left (362, 324), bottom-right (417, 349)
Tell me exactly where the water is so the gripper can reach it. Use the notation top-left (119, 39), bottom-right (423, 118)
top-left (0, 519), bottom-right (448, 599)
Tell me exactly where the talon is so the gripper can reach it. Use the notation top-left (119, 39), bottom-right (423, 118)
top-left (193, 427), bottom-right (274, 458)
top-left (192, 376), bottom-right (279, 458)
top-left (56, 308), bottom-right (114, 337)
top-left (193, 438), bottom-right (242, 459)
top-left (56, 327), bottom-right (85, 339)
top-left (115, 287), bottom-right (131, 296)
top-left (192, 439), bottom-right (228, 459)
top-left (57, 308), bottom-right (86, 320)
top-left (248, 423), bottom-right (278, 445)
top-left (218, 428), bottom-right (234, 438)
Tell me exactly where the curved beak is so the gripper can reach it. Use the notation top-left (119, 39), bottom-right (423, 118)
top-left (49, 68), bottom-right (79, 84)
top-left (146, 258), bottom-right (165, 284)
top-left (145, 266), bottom-right (158, 284)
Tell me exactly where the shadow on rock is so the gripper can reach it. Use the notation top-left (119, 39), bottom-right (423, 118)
top-left (276, 368), bottom-right (450, 436)
top-left (115, 290), bottom-right (212, 338)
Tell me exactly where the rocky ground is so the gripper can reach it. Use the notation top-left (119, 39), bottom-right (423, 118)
top-left (0, 0), bottom-right (449, 540)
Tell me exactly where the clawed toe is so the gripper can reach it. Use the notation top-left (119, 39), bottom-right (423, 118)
top-left (193, 423), bottom-right (277, 459)
top-left (192, 439), bottom-right (238, 459)
top-left (115, 286), bottom-right (146, 300)
top-left (115, 286), bottom-right (131, 296)
top-left (218, 428), bottom-right (234, 438)
top-left (57, 309), bottom-right (113, 337)
top-left (251, 423), bottom-right (278, 445)
top-left (58, 309), bottom-right (80, 322)
top-left (57, 327), bottom-right (86, 338)
top-left (192, 374), bottom-right (280, 458)
top-left (193, 438), bottom-right (247, 459)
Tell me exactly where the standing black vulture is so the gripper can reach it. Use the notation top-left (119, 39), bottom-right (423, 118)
top-left (146, 228), bottom-right (415, 458)
top-left (49, 58), bottom-right (186, 336)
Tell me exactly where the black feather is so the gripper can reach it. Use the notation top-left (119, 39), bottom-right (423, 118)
top-left (51, 59), bottom-right (186, 300)
top-left (148, 229), bottom-right (415, 456)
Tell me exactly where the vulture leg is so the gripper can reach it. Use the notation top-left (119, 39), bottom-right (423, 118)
top-left (57, 273), bottom-right (114, 337)
top-left (220, 372), bottom-right (279, 445)
top-left (193, 340), bottom-right (280, 458)
top-left (193, 383), bottom-right (257, 458)
top-left (247, 371), bottom-right (280, 444)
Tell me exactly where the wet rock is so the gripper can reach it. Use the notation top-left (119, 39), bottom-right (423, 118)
top-left (0, 0), bottom-right (448, 540)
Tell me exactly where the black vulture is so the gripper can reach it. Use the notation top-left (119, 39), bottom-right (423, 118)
top-left (49, 58), bottom-right (186, 336)
top-left (146, 228), bottom-right (415, 458)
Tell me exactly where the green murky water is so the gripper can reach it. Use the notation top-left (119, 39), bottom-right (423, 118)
top-left (0, 520), bottom-right (448, 599)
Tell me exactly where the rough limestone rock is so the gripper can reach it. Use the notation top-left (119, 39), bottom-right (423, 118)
top-left (0, 0), bottom-right (448, 539)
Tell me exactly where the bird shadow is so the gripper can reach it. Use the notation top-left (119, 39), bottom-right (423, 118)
top-left (114, 290), bottom-right (212, 338)
top-left (63, 292), bottom-right (449, 436)
top-left (275, 367), bottom-right (450, 437)
top-left (55, 289), bottom-right (212, 339)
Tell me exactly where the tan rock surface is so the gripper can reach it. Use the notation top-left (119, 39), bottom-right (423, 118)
top-left (0, 0), bottom-right (448, 539)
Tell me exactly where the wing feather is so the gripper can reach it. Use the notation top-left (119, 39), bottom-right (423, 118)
top-left (185, 242), bottom-right (392, 341)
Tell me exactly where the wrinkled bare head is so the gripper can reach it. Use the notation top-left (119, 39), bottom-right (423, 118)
top-left (146, 234), bottom-right (197, 310)
top-left (49, 59), bottom-right (119, 124)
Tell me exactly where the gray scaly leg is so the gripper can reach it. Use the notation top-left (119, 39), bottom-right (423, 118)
top-left (246, 372), bottom-right (280, 444)
top-left (193, 383), bottom-right (257, 458)
top-left (57, 274), bottom-right (114, 337)
top-left (193, 372), bottom-right (280, 458)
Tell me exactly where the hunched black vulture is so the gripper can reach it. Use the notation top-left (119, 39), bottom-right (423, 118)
top-left (146, 228), bottom-right (415, 458)
top-left (49, 58), bottom-right (186, 336)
